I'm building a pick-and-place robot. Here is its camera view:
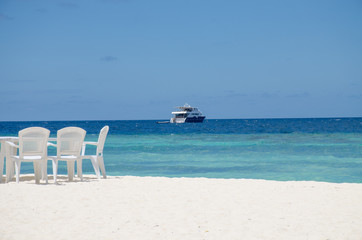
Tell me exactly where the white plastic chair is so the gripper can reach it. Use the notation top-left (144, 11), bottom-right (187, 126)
top-left (48, 127), bottom-right (86, 183)
top-left (5, 127), bottom-right (50, 184)
top-left (80, 126), bottom-right (109, 180)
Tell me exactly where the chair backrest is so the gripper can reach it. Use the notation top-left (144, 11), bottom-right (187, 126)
top-left (57, 127), bottom-right (86, 158)
top-left (96, 126), bottom-right (109, 156)
top-left (18, 127), bottom-right (50, 158)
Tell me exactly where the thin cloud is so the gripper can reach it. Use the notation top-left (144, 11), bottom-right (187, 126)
top-left (0, 90), bottom-right (17, 96)
top-left (100, 56), bottom-right (118, 62)
top-left (224, 90), bottom-right (248, 98)
top-left (33, 88), bottom-right (83, 94)
top-left (59, 2), bottom-right (79, 9)
top-left (348, 94), bottom-right (362, 99)
top-left (35, 8), bottom-right (47, 14)
top-left (0, 13), bottom-right (14, 21)
top-left (12, 79), bottom-right (38, 83)
top-left (286, 92), bottom-right (310, 98)
top-left (261, 92), bottom-right (280, 99)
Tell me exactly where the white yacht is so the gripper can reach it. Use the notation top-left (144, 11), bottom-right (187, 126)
top-left (170, 104), bottom-right (206, 123)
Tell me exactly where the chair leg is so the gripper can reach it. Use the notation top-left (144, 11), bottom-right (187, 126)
top-left (41, 160), bottom-right (48, 182)
top-left (98, 157), bottom-right (106, 179)
top-left (42, 160), bottom-right (48, 184)
top-left (90, 156), bottom-right (101, 179)
top-left (6, 159), bottom-right (13, 183)
top-left (52, 160), bottom-right (58, 184)
top-left (0, 155), bottom-right (4, 184)
top-left (77, 159), bottom-right (83, 181)
top-left (15, 161), bottom-right (21, 183)
top-left (33, 162), bottom-right (40, 184)
top-left (9, 162), bottom-right (15, 181)
top-left (10, 146), bottom-right (16, 180)
top-left (67, 161), bottom-right (74, 181)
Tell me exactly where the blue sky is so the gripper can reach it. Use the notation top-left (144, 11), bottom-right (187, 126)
top-left (0, 0), bottom-right (361, 121)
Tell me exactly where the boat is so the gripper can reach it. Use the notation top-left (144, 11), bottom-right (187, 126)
top-left (170, 104), bottom-right (206, 123)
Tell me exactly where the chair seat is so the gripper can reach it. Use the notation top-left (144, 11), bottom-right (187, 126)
top-left (81, 155), bottom-right (97, 159)
top-left (13, 155), bottom-right (43, 161)
top-left (49, 155), bottom-right (78, 160)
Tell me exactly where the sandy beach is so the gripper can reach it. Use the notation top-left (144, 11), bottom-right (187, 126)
top-left (1, 175), bottom-right (362, 240)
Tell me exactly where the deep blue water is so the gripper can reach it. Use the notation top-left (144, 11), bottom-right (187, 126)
top-left (1, 118), bottom-right (361, 183)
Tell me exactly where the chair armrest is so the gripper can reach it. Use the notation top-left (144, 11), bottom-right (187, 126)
top-left (82, 141), bottom-right (98, 155)
top-left (5, 141), bottom-right (19, 148)
top-left (83, 141), bottom-right (98, 146)
top-left (47, 142), bottom-right (57, 147)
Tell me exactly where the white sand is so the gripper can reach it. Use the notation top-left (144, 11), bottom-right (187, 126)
top-left (1, 175), bottom-right (362, 240)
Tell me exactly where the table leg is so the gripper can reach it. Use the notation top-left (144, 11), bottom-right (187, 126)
top-left (5, 143), bottom-right (15, 183)
top-left (0, 141), bottom-right (4, 183)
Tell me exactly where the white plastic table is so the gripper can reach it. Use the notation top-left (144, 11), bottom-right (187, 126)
top-left (0, 137), bottom-right (57, 183)
top-left (0, 137), bottom-right (18, 183)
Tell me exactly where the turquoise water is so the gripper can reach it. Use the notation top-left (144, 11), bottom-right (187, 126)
top-left (105, 132), bottom-right (362, 182)
top-left (1, 118), bottom-right (361, 183)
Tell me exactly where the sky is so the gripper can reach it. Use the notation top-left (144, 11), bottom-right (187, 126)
top-left (0, 0), bottom-right (361, 121)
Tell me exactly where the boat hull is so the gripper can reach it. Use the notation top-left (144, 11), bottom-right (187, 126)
top-left (185, 116), bottom-right (205, 123)
top-left (170, 116), bottom-right (205, 123)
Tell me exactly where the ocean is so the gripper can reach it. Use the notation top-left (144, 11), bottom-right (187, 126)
top-left (1, 118), bottom-right (361, 183)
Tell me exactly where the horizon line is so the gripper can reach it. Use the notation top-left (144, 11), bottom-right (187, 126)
top-left (1, 116), bottom-right (361, 123)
